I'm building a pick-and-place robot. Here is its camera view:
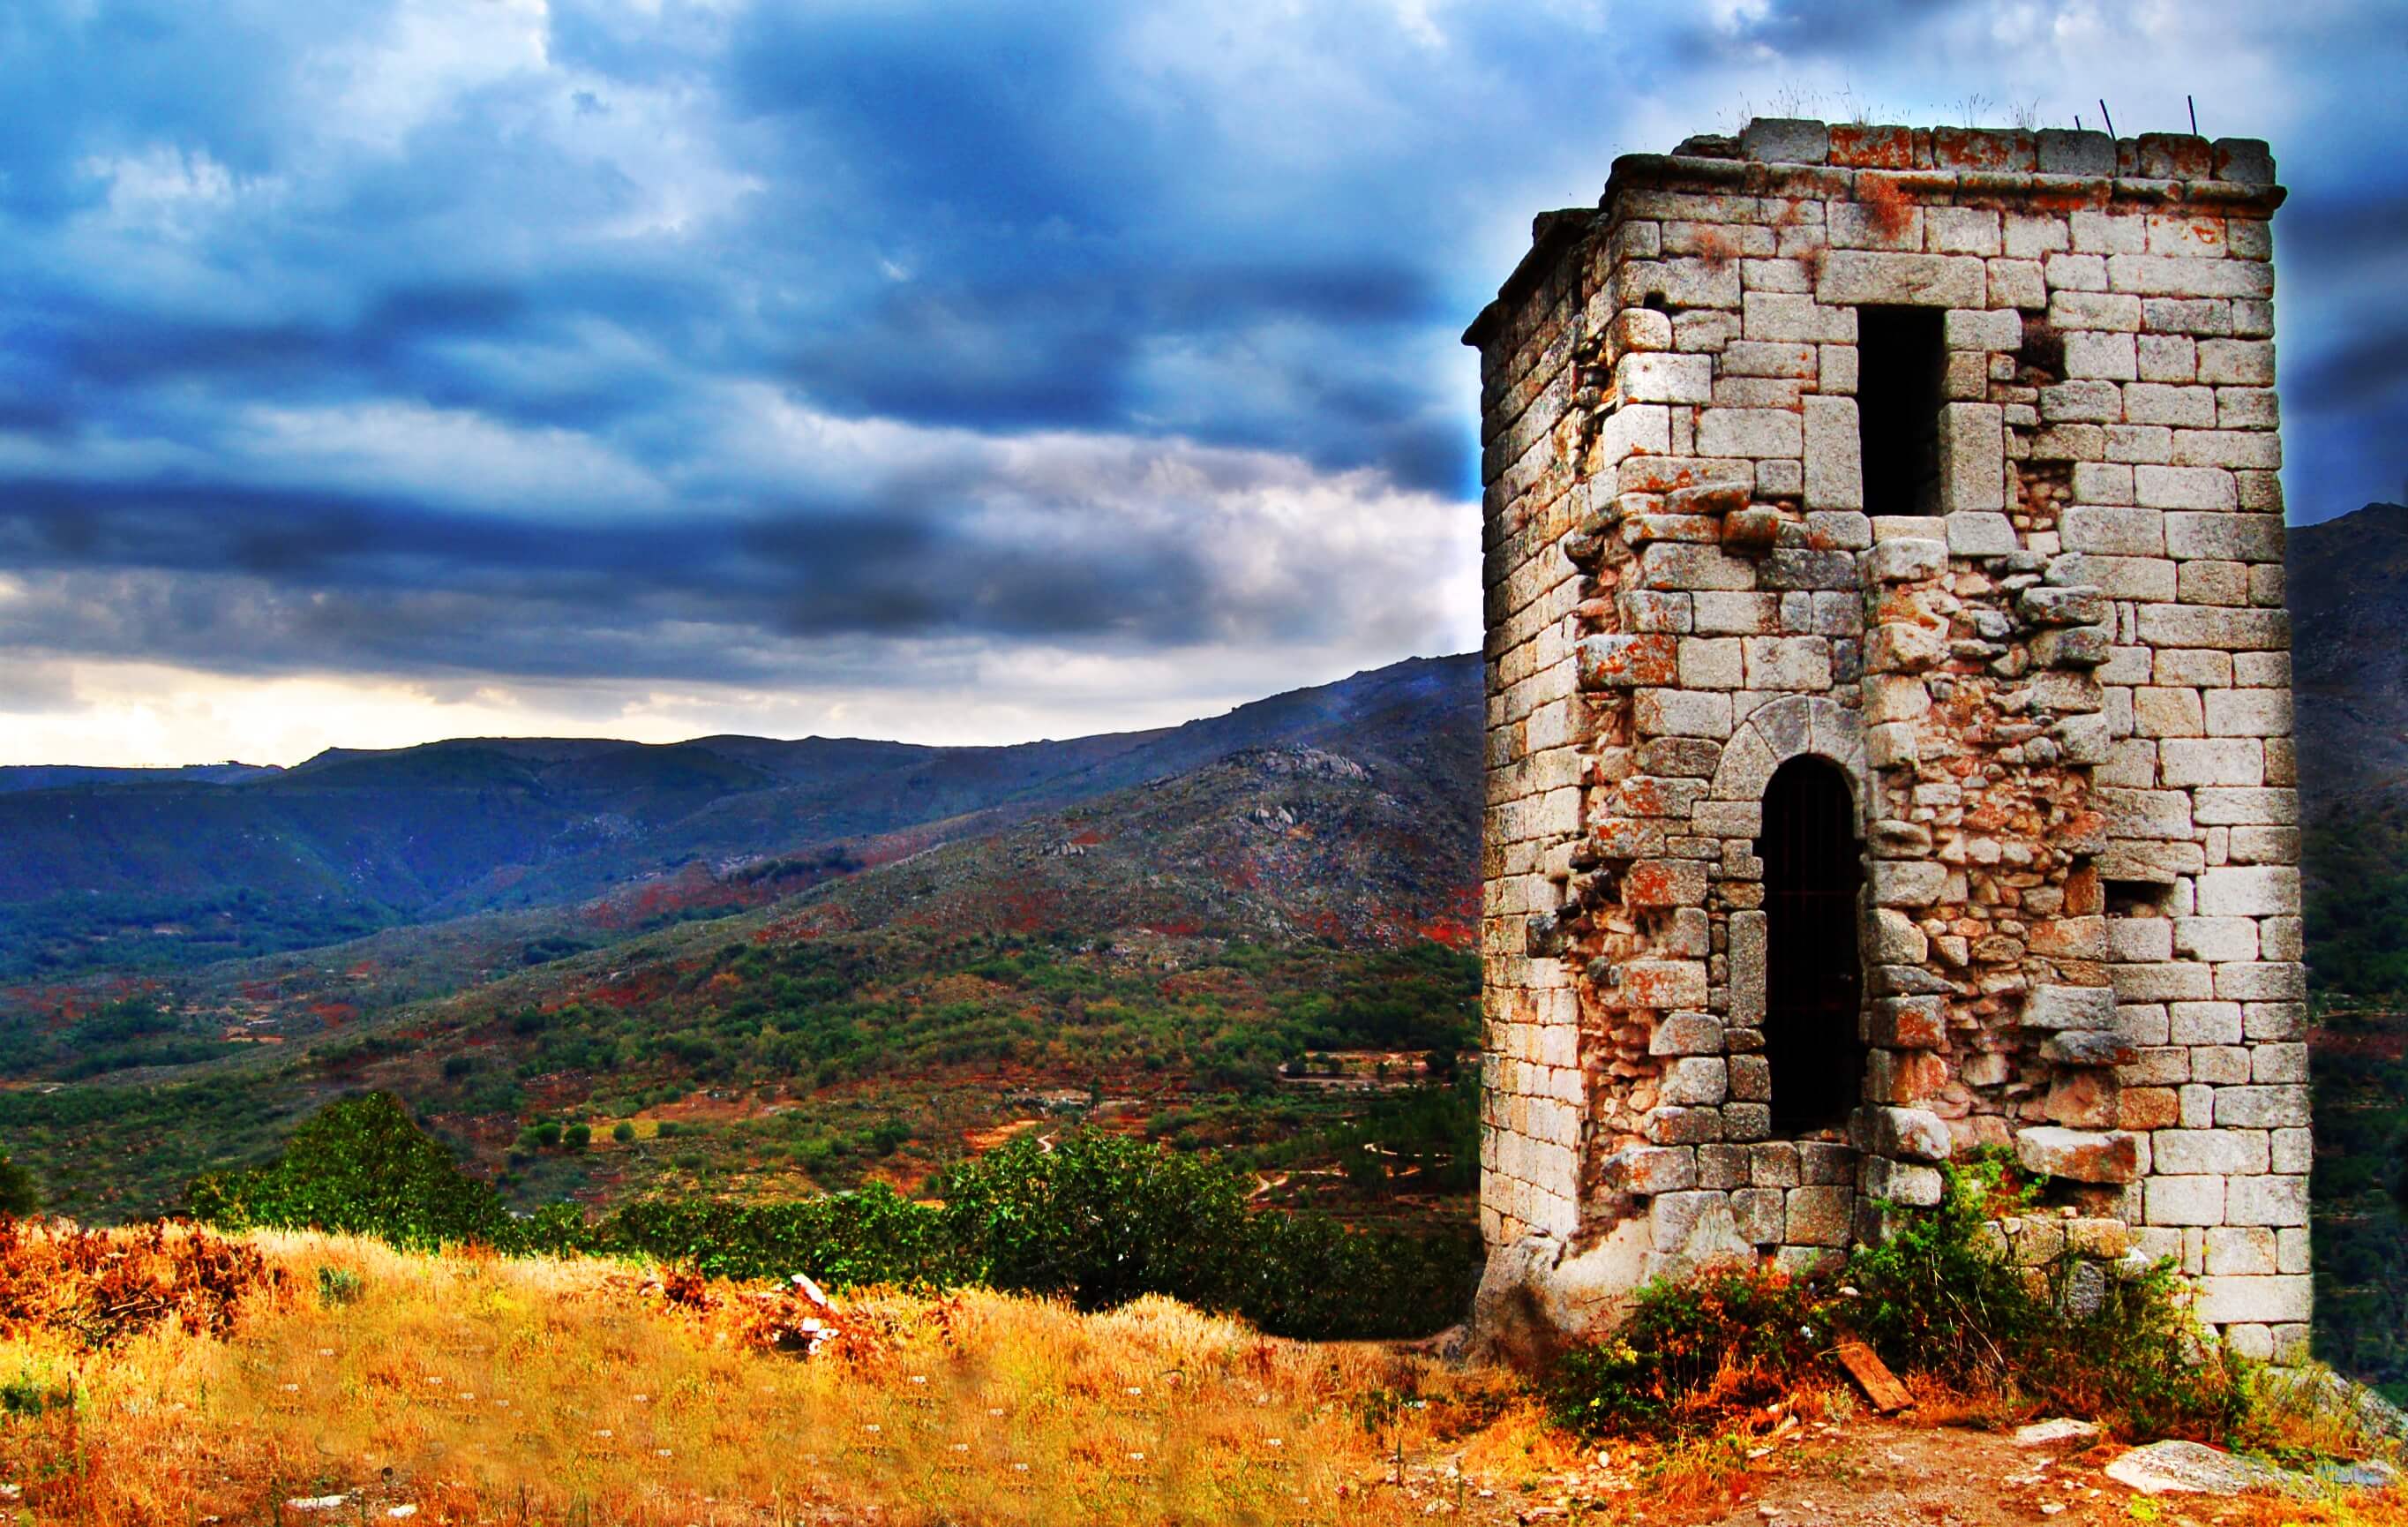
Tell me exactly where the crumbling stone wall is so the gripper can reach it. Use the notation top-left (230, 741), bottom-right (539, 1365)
top-left (1467, 120), bottom-right (2302, 1363)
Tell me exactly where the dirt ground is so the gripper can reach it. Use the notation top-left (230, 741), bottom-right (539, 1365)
top-left (1699, 1418), bottom-right (2157, 1525)
top-left (1408, 1414), bottom-right (2391, 1527)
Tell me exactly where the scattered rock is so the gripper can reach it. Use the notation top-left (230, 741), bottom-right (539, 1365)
top-left (2255, 1364), bottom-right (2408, 1444)
top-left (2316, 1459), bottom-right (2403, 1489)
top-left (2104, 1440), bottom-right (2301, 1496)
top-left (2012, 1418), bottom-right (2101, 1448)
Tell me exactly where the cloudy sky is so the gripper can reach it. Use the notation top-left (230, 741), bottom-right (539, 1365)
top-left (2, 0), bottom-right (2399, 766)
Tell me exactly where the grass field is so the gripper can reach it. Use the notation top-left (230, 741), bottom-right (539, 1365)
top-left (0, 1225), bottom-right (1561, 1526)
top-left (4, 1223), bottom-right (2402, 1527)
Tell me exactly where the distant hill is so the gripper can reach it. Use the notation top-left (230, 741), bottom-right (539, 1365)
top-left (0, 655), bottom-right (1479, 980)
top-left (2290, 501), bottom-right (2408, 817)
top-left (0, 761), bottom-right (283, 794)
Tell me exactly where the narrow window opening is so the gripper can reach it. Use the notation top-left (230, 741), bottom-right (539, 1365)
top-left (1857, 306), bottom-right (1945, 517)
top-left (1759, 756), bottom-right (1866, 1134)
top-left (2104, 878), bottom-right (2173, 918)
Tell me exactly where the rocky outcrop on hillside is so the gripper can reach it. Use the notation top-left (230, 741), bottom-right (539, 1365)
top-left (760, 737), bottom-right (1476, 949)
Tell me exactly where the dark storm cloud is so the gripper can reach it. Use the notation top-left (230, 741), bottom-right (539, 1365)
top-left (2289, 321), bottom-right (2408, 415)
top-left (2269, 170), bottom-right (2408, 519)
top-left (0, 0), bottom-right (1532, 702)
top-left (723, 4), bottom-right (1139, 229)
top-left (0, 458), bottom-right (1243, 678)
top-left (22, 282), bottom-right (532, 396)
top-left (779, 259), bottom-right (1444, 462)
top-left (1669, 0), bottom-right (1985, 62)
top-left (2281, 184), bottom-right (2408, 270)
top-left (0, 0), bottom-right (2399, 712)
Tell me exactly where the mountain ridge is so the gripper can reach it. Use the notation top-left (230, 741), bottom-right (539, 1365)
top-left (0, 654), bottom-right (1481, 980)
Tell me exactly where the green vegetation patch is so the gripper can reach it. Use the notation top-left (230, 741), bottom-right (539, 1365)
top-left (0, 1077), bottom-right (296, 1221)
top-left (2309, 1003), bottom-right (2408, 1403)
top-left (190, 1093), bottom-right (521, 1250)
top-left (190, 1094), bottom-right (1477, 1341)
top-left (1548, 1156), bottom-right (2248, 1442)
top-left (474, 934), bottom-right (1474, 1100)
top-left (0, 997), bottom-right (245, 1080)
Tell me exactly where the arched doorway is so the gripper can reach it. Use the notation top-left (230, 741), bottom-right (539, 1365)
top-left (1758, 756), bottom-right (1866, 1134)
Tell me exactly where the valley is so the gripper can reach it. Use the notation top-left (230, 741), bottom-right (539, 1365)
top-left (5, 510), bottom-right (2408, 1400)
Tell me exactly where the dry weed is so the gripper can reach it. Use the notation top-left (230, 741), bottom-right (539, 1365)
top-left (0, 1215), bottom-right (281, 1347)
top-left (0, 1228), bottom-right (1505, 1525)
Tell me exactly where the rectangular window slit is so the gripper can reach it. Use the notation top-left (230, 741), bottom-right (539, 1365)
top-left (1857, 306), bottom-right (1945, 518)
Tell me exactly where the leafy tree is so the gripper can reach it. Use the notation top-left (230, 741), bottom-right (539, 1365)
top-left (600, 1187), bottom-right (950, 1287)
top-left (0, 1150), bottom-right (37, 1215)
top-left (187, 1092), bottom-right (515, 1250)
top-left (927, 1130), bottom-right (1477, 1335)
top-left (933, 1131), bottom-right (1253, 1312)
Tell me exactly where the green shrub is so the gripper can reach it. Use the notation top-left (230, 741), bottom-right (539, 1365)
top-left (0, 1365), bottom-right (73, 1418)
top-left (599, 1187), bottom-right (952, 1288)
top-left (188, 1102), bottom-right (1474, 1340)
top-left (1224, 1207), bottom-right (1481, 1341)
top-left (1548, 1157), bottom-right (2250, 1442)
top-left (564, 1124), bottom-right (591, 1150)
top-left (518, 1200), bottom-right (604, 1256)
top-left (1846, 1155), bottom-right (2249, 1439)
top-left (188, 1093), bottom-right (516, 1251)
top-left (611, 1122), bottom-right (636, 1144)
top-left (0, 1150), bottom-right (37, 1216)
top-left (1842, 1153), bottom-right (2038, 1378)
top-left (315, 1266), bottom-right (364, 1307)
top-left (933, 1131), bottom-right (1476, 1337)
top-left (1548, 1267), bottom-right (1829, 1438)
top-left (934, 1132), bottom-right (1252, 1313)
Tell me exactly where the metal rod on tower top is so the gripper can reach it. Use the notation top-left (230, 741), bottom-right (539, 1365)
top-left (2189, 95), bottom-right (2199, 134)
top-left (2099, 100), bottom-right (2116, 139)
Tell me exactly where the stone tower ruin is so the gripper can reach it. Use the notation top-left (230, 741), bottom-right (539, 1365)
top-left (1467, 121), bottom-right (2302, 1361)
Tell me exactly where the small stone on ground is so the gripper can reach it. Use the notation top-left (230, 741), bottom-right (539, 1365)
top-left (2012, 1418), bottom-right (2102, 1448)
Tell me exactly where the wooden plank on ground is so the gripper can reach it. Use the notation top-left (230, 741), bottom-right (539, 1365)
top-left (1834, 1339), bottom-right (1913, 1413)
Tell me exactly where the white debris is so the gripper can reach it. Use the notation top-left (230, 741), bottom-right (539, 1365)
top-left (2013, 1418), bottom-right (2103, 1448)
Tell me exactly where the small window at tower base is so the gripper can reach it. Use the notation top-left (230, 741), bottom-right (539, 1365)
top-left (1758, 756), bottom-right (1866, 1134)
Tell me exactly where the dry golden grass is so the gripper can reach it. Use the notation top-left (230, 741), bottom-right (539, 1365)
top-left (7, 1225), bottom-right (2403, 1527)
top-left (0, 1229), bottom-right (1541, 1526)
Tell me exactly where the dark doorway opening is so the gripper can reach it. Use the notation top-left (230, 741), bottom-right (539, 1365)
top-left (1857, 306), bottom-right (1945, 518)
top-left (1759, 756), bottom-right (1866, 1134)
